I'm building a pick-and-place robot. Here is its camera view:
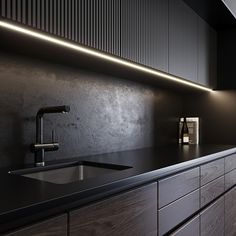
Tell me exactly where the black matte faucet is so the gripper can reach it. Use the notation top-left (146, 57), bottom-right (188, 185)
top-left (32, 105), bottom-right (70, 167)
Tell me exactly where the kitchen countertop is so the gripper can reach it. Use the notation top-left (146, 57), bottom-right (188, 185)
top-left (1, 144), bottom-right (236, 233)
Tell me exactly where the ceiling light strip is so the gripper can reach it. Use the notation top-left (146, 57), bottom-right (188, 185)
top-left (0, 20), bottom-right (212, 92)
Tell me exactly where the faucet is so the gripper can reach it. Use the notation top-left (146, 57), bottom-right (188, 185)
top-left (31, 105), bottom-right (70, 167)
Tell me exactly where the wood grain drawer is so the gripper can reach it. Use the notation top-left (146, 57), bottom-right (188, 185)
top-left (225, 153), bottom-right (236, 173)
top-left (4, 214), bottom-right (67, 236)
top-left (200, 158), bottom-right (224, 186)
top-left (200, 196), bottom-right (224, 236)
top-left (170, 215), bottom-right (200, 236)
top-left (200, 176), bottom-right (224, 207)
top-left (158, 189), bottom-right (199, 236)
top-left (158, 167), bottom-right (199, 208)
top-left (225, 168), bottom-right (236, 190)
top-left (225, 186), bottom-right (236, 236)
top-left (69, 183), bottom-right (157, 236)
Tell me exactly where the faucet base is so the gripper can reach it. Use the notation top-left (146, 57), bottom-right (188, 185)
top-left (35, 162), bottom-right (45, 167)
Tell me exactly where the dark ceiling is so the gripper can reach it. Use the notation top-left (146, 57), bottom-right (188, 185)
top-left (183, 0), bottom-right (236, 30)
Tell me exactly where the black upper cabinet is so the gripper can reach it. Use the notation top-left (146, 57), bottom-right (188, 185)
top-left (198, 17), bottom-right (217, 88)
top-left (121, 0), bottom-right (168, 72)
top-left (0, 0), bottom-right (122, 57)
top-left (1, 0), bottom-right (169, 73)
top-left (169, 0), bottom-right (198, 83)
top-left (0, 0), bottom-right (217, 89)
top-left (218, 28), bottom-right (236, 89)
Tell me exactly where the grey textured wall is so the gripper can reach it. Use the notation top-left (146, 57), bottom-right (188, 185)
top-left (0, 52), bottom-right (184, 167)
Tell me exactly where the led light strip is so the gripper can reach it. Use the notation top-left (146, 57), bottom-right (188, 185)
top-left (0, 20), bottom-right (212, 92)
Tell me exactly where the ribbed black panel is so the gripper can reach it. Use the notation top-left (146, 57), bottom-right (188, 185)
top-left (0, 0), bottom-right (169, 69)
top-left (0, 0), bottom-right (121, 56)
top-left (121, 0), bottom-right (168, 72)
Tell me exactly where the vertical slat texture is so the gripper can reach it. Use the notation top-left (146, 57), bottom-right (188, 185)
top-left (61, 0), bottom-right (64, 37)
top-left (71, 0), bottom-right (74, 40)
top-left (12, 0), bottom-right (16, 20)
top-left (17, 0), bottom-right (21, 23)
top-left (74, 0), bottom-right (77, 41)
top-left (0, 0), bottom-right (121, 56)
top-left (57, 0), bottom-right (60, 36)
top-left (49, 0), bottom-right (53, 33)
top-left (27, 0), bottom-right (31, 26)
top-left (1, 0), bottom-right (6, 17)
top-left (41, 0), bottom-right (45, 30)
top-left (68, 0), bottom-right (71, 39)
top-left (6, 0), bottom-right (11, 19)
top-left (22, 0), bottom-right (26, 24)
top-left (121, 0), bottom-right (168, 72)
top-left (32, 0), bottom-right (36, 28)
top-left (64, 0), bottom-right (67, 38)
top-left (37, 0), bottom-right (41, 29)
top-left (45, 0), bottom-right (49, 32)
top-left (53, 0), bottom-right (56, 34)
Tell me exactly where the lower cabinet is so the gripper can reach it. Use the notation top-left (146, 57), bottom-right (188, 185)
top-left (4, 214), bottom-right (67, 236)
top-left (158, 189), bottom-right (199, 235)
top-left (225, 168), bottom-right (236, 190)
top-left (69, 183), bottom-right (157, 236)
top-left (4, 154), bottom-right (236, 236)
top-left (200, 196), bottom-right (224, 236)
top-left (225, 186), bottom-right (236, 236)
top-left (169, 195), bottom-right (224, 236)
top-left (170, 215), bottom-right (200, 236)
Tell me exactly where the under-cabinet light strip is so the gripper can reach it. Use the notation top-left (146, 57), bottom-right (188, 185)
top-left (0, 20), bottom-right (212, 92)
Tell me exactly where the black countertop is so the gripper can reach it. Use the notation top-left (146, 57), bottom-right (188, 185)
top-left (1, 144), bottom-right (236, 233)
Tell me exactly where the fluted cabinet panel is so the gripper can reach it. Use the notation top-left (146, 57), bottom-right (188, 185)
top-left (169, 0), bottom-right (198, 83)
top-left (0, 0), bottom-right (168, 72)
top-left (0, 0), bottom-right (121, 56)
top-left (121, 0), bottom-right (168, 72)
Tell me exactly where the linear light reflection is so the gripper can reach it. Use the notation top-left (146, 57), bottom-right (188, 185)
top-left (0, 20), bottom-right (212, 92)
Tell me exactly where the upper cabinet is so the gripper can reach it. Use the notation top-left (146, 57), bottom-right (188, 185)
top-left (75, 0), bottom-right (122, 56)
top-left (198, 17), bottom-right (217, 88)
top-left (0, 0), bottom-right (217, 89)
top-left (169, 0), bottom-right (198, 83)
top-left (168, 0), bottom-right (217, 88)
top-left (218, 28), bottom-right (236, 89)
top-left (0, 0), bottom-right (122, 57)
top-left (121, 0), bottom-right (168, 72)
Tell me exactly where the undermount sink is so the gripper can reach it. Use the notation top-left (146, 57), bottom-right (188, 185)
top-left (9, 161), bottom-right (132, 184)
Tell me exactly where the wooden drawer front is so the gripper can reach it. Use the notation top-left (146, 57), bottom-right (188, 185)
top-left (170, 215), bottom-right (200, 236)
top-left (200, 176), bottom-right (224, 207)
top-left (158, 189), bottom-right (199, 236)
top-left (225, 153), bottom-right (236, 173)
top-left (69, 183), bottom-right (157, 236)
top-left (200, 196), bottom-right (224, 236)
top-left (200, 158), bottom-right (224, 186)
top-left (225, 186), bottom-right (236, 236)
top-left (225, 168), bottom-right (236, 190)
top-left (5, 214), bottom-right (67, 236)
top-left (158, 167), bottom-right (199, 208)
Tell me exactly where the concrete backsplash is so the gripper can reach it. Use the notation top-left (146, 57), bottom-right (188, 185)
top-left (0, 52), bottom-right (184, 167)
